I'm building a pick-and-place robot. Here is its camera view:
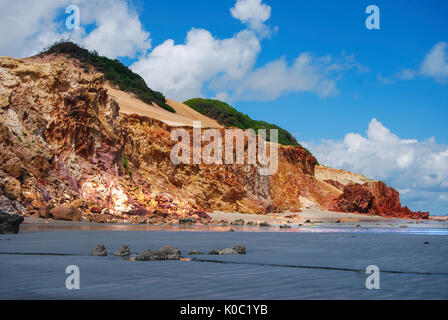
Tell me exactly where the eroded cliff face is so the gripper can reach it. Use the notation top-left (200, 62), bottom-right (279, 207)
top-left (0, 56), bottom-right (429, 222)
top-left (0, 56), bottom-right (326, 223)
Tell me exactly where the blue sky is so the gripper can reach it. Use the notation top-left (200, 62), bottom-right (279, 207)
top-left (1, 0), bottom-right (447, 214)
top-left (133, 0), bottom-right (448, 142)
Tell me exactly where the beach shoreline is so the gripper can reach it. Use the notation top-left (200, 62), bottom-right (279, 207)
top-left (19, 209), bottom-right (448, 232)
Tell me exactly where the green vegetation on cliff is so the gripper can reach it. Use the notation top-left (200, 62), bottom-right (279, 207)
top-left (40, 41), bottom-right (175, 113)
top-left (183, 98), bottom-right (304, 148)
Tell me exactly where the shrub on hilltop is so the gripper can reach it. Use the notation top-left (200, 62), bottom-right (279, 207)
top-left (40, 40), bottom-right (175, 113)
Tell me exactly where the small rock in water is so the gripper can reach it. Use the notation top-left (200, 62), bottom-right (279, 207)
top-left (91, 244), bottom-right (107, 256)
top-left (156, 245), bottom-right (181, 260)
top-left (232, 244), bottom-right (246, 254)
top-left (424, 241), bottom-right (430, 244)
top-left (259, 221), bottom-right (271, 227)
top-left (279, 224), bottom-right (291, 229)
top-left (135, 249), bottom-right (156, 261)
top-left (219, 248), bottom-right (238, 255)
top-left (231, 219), bottom-right (244, 226)
top-left (188, 250), bottom-right (204, 255)
top-left (113, 245), bottom-right (130, 256)
top-left (135, 246), bottom-right (181, 261)
top-left (209, 245), bottom-right (246, 255)
top-left (228, 228), bottom-right (235, 232)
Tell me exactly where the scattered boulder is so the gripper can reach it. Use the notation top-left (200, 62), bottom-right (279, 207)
top-left (135, 249), bottom-right (156, 261)
top-left (38, 203), bottom-right (52, 218)
top-left (50, 205), bottom-right (81, 221)
top-left (279, 224), bottom-right (291, 229)
top-left (91, 244), bottom-right (107, 256)
top-left (179, 218), bottom-right (195, 224)
top-left (0, 195), bottom-right (19, 215)
top-left (232, 244), bottom-right (246, 254)
top-left (228, 228), bottom-right (235, 232)
top-left (219, 248), bottom-right (238, 255)
top-left (194, 210), bottom-right (211, 220)
top-left (209, 245), bottom-right (246, 255)
top-left (231, 219), bottom-right (244, 226)
top-left (259, 221), bottom-right (271, 227)
top-left (3, 177), bottom-right (21, 201)
top-left (89, 213), bottom-right (108, 223)
top-left (136, 246), bottom-right (181, 261)
top-left (156, 246), bottom-right (181, 260)
top-left (246, 221), bottom-right (256, 226)
top-left (0, 211), bottom-right (24, 234)
top-left (113, 245), bottom-right (130, 257)
top-left (188, 250), bottom-right (204, 255)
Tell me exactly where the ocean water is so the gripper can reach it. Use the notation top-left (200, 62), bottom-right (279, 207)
top-left (0, 227), bottom-right (447, 299)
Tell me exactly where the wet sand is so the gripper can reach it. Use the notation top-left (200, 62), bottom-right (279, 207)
top-left (1, 210), bottom-right (447, 299)
top-left (1, 228), bottom-right (447, 299)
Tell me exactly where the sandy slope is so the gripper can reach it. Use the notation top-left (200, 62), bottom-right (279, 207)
top-left (315, 165), bottom-right (372, 185)
top-left (25, 54), bottom-right (221, 128)
top-left (106, 85), bottom-right (222, 128)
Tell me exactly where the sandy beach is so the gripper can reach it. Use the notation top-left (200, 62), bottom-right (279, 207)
top-left (18, 209), bottom-right (448, 232)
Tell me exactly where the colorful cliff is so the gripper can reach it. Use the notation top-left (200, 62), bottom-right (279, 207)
top-left (0, 51), bottom-right (429, 223)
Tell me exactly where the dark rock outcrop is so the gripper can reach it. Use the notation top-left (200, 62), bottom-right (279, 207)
top-left (113, 245), bottom-right (130, 257)
top-left (209, 245), bottom-right (246, 255)
top-left (91, 244), bottom-right (107, 256)
top-left (0, 212), bottom-right (24, 234)
top-left (135, 249), bottom-right (156, 261)
top-left (231, 219), bottom-right (244, 226)
top-left (232, 244), bottom-right (246, 254)
top-left (136, 246), bottom-right (181, 261)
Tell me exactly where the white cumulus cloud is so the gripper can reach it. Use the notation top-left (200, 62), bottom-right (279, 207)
top-left (230, 0), bottom-right (272, 36)
top-left (304, 119), bottom-right (448, 214)
top-left (382, 41), bottom-right (448, 85)
top-left (420, 41), bottom-right (448, 84)
top-left (131, 28), bottom-right (261, 101)
top-left (230, 53), bottom-right (339, 100)
top-left (0, 0), bottom-right (151, 59)
top-left (212, 52), bottom-right (367, 101)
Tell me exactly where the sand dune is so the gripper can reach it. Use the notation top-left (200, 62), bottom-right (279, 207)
top-left (106, 85), bottom-right (222, 128)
